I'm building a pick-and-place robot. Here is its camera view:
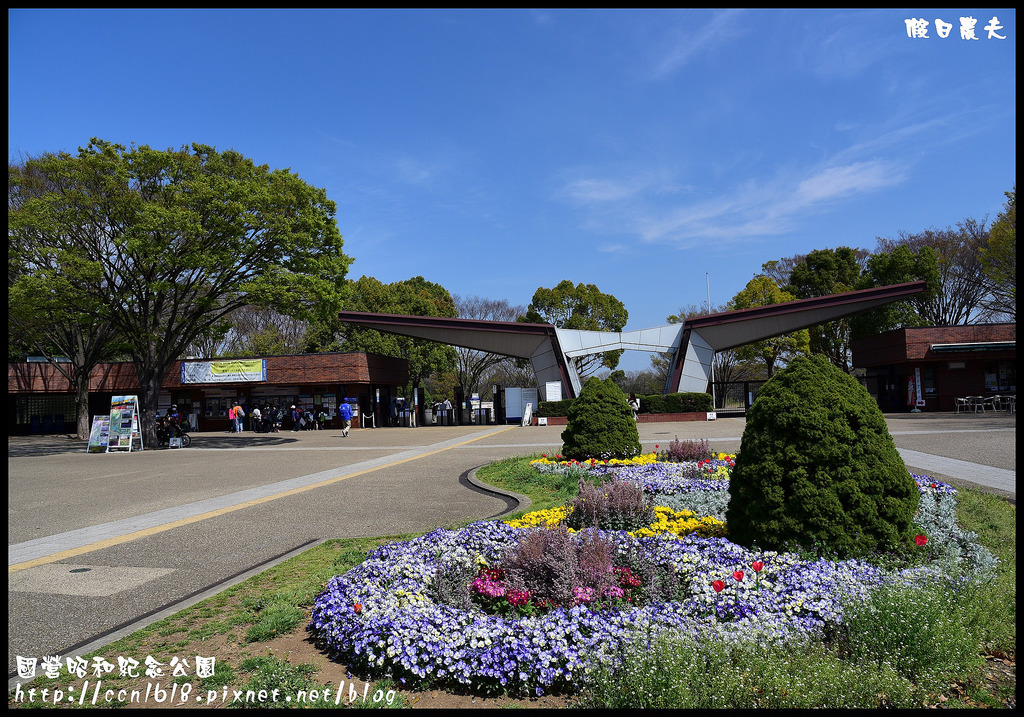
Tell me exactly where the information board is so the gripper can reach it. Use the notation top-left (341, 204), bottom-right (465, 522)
top-left (87, 415), bottom-right (111, 453)
top-left (106, 395), bottom-right (143, 452)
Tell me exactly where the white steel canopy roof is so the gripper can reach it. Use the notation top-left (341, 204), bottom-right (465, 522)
top-left (339, 281), bottom-right (927, 398)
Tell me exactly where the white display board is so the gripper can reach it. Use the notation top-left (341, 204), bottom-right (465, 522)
top-left (544, 381), bottom-right (562, 402)
top-left (503, 388), bottom-right (540, 422)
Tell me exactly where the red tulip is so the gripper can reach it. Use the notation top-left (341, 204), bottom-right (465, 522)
top-left (733, 570), bottom-right (744, 581)
top-left (915, 535), bottom-right (928, 546)
top-left (353, 603), bottom-right (362, 614)
top-left (712, 580), bottom-right (725, 593)
top-left (751, 561), bottom-right (764, 573)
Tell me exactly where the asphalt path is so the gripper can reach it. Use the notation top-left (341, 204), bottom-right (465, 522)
top-left (7, 412), bottom-right (1015, 681)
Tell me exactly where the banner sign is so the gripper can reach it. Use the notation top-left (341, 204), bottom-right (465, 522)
top-left (181, 359), bottom-right (267, 384)
top-left (87, 415), bottom-right (111, 453)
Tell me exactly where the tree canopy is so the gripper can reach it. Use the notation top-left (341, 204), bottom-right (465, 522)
top-left (520, 280), bottom-right (628, 377)
top-left (850, 244), bottom-right (941, 339)
top-left (874, 220), bottom-right (991, 325)
top-left (338, 275), bottom-right (458, 394)
top-left (9, 139), bottom-right (351, 444)
top-left (785, 247), bottom-right (866, 372)
top-left (727, 275), bottom-right (809, 378)
top-left (980, 187), bottom-right (1015, 320)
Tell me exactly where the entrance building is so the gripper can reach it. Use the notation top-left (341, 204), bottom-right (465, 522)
top-left (851, 324), bottom-right (1015, 412)
top-left (7, 352), bottom-right (408, 434)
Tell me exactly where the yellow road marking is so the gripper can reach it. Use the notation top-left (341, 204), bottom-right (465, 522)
top-left (9, 427), bottom-right (514, 574)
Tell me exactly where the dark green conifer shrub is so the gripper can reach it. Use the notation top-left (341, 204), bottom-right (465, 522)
top-left (560, 378), bottom-right (642, 460)
top-left (725, 354), bottom-right (919, 558)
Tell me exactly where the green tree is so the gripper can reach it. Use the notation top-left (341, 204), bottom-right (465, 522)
top-left (560, 377), bottom-right (642, 461)
top-left (786, 247), bottom-right (866, 373)
top-left (8, 139), bottom-right (351, 447)
top-left (980, 187), bottom-right (1015, 320)
top-left (727, 276), bottom-right (809, 378)
top-left (338, 275), bottom-right (457, 394)
top-left (10, 158), bottom-right (129, 438)
top-left (850, 245), bottom-right (941, 339)
top-left (8, 235), bottom-right (128, 438)
top-left (726, 355), bottom-right (919, 558)
top-left (875, 221), bottom-right (991, 325)
top-left (520, 280), bottom-right (628, 377)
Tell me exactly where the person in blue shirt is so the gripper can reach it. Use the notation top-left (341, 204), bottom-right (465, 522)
top-left (338, 401), bottom-right (353, 437)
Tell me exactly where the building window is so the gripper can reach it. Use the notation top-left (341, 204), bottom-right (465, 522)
top-left (984, 361), bottom-right (1016, 392)
top-left (920, 366), bottom-right (937, 397)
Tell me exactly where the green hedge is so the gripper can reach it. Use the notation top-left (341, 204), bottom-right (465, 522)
top-left (538, 392), bottom-right (711, 417)
top-left (537, 399), bottom-right (575, 417)
top-left (640, 392), bottom-right (712, 413)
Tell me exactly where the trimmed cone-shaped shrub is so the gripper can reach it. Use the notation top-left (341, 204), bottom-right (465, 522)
top-left (560, 378), bottom-right (642, 461)
top-left (726, 354), bottom-right (919, 558)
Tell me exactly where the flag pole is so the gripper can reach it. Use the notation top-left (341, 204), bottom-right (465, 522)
top-left (707, 272), bottom-right (716, 410)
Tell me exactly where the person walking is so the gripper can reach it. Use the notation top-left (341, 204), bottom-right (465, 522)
top-left (227, 404), bottom-right (237, 432)
top-left (234, 403), bottom-right (246, 433)
top-left (338, 401), bottom-right (353, 437)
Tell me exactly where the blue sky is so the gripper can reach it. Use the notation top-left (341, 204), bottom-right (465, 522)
top-left (8, 9), bottom-right (1016, 372)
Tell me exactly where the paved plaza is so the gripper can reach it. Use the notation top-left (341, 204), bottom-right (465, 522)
top-left (7, 412), bottom-right (1015, 682)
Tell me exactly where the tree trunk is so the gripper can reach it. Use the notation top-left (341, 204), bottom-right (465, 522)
top-left (135, 366), bottom-right (164, 450)
top-left (75, 372), bottom-right (92, 440)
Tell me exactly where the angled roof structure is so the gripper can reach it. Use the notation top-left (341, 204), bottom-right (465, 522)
top-left (338, 280), bottom-right (927, 399)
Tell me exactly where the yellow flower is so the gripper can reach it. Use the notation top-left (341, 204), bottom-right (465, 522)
top-left (629, 506), bottom-right (727, 539)
top-left (504, 506), bottom-right (573, 529)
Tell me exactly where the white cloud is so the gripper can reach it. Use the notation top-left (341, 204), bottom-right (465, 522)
top-left (558, 157), bottom-right (907, 247)
top-left (793, 161), bottom-right (902, 205)
top-left (561, 170), bottom-right (690, 205)
top-left (651, 9), bottom-right (748, 79)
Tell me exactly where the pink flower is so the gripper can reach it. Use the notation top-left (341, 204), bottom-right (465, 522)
top-left (712, 580), bottom-right (725, 593)
top-left (733, 570), bottom-right (744, 581)
top-left (573, 586), bottom-right (596, 603)
top-left (507, 589), bottom-right (531, 607)
top-left (471, 575), bottom-right (506, 598)
top-left (915, 535), bottom-right (928, 546)
top-left (602, 585), bottom-right (625, 599)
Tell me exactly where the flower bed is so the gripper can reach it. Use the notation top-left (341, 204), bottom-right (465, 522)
top-left (309, 456), bottom-right (995, 697)
top-left (506, 505), bottom-right (726, 540)
top-left (309, 521), bottom-right (946, 696)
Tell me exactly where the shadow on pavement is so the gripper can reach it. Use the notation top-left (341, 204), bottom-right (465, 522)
top-left (7, 433), bottom-right (303, 456)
